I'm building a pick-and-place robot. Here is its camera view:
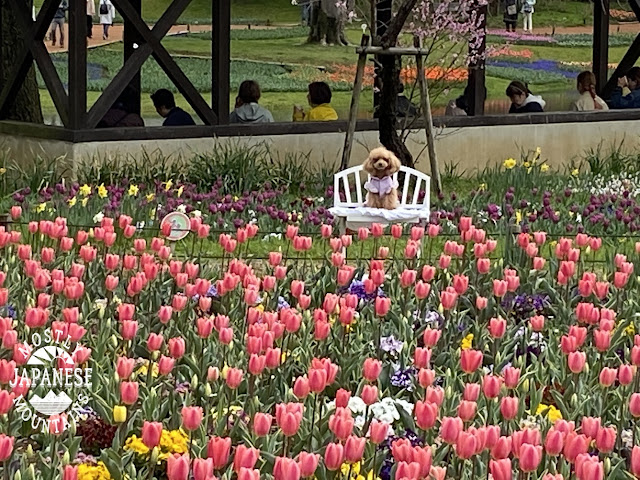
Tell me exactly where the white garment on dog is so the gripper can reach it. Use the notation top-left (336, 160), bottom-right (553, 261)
top-left (329, 206), bottom-right (430, 222)
top-left (364, 176), bottom-right (398, 196)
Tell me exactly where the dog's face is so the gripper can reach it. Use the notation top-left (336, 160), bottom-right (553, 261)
top-left (363, 147), bottom-right (401, 177)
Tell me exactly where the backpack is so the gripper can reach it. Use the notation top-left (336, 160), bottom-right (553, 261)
top-left (99, 2), bottom-right (109, 15)
top-left (523, 2), bottom-right (533, 13)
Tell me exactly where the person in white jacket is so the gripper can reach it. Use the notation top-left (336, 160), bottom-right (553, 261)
top-left (86, 0), bottom-right (96, 39)
top-left (521, 0), bottom-right (536, 32)
top-left (98, 0), bottom-right (115, 40)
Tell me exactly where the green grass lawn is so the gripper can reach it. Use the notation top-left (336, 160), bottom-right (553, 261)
top-left (486, 0), bottom-right (594, 28)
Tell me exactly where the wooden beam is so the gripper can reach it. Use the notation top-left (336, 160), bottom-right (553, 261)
top-left (123, 0), bottom-right (142, 115)
top-left (602, 0), bottom-right (640, 98)
top-left (340, 35), bottom-right (369, 171)
top-left (68, 0), bottom-right (87, 129)
top-left (0, 0), bottom-right (59, 119)
top-left (593, 0), bottom-right (609, 95)
top-left (467, 3), bottom-right (487, 116)
top-left (112, 0), bottom-right (217, 125)
top-left (33, 43), bottom-right (69, 126)
top-left (212, 0), bottom-right (231, 125)
top-left (415, 37), bottom-right (442, 195)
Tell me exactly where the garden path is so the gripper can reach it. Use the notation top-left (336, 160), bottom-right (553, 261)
top-left (44, 22), bottom-right (295, 53)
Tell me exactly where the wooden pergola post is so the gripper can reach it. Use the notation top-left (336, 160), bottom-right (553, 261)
top-left (593, 0), bottom-right (610, 96)
top-left (602, 0), bottom-right (640, 98)
top-left (212, 0), bottom-right (231, 124)
top-left (68, 0), bottom-right (88, 129)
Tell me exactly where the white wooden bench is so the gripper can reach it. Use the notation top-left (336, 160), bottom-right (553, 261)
top-left (329, 165), bottom-right (431, 231)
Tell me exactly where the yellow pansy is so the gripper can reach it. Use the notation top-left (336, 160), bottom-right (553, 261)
top-left (146, 193), bottom-right (155, 202)
top-left (478, 183), bottom-right (487, 191)
top-left (626, 323), bottom-right (636, 336)
top-left (255, 304), bottom-right (265, 313)
top-left (342, 461), bottom-right (361, 474)
top-left (281, 351), bottom-right (289, 363)
top-left (128, 184), bottom-right (139, 197)
top-left (78, 461), bottom-right (112, 480)
top-left (164, 180), bottom-right (173, 191)
top-left (124, 435), bottom-right (150, 455)
top-left (515, 210), bottom-right (522, 224)
top-left (571, 168), bottom-right (579, 177)
top-left (68, 196), bottom-right (77, 207)
top-left (503, 158), bottom-right (517, 169)
top-left (461, 333), bottom-right (473, 350)
top-left (149, 209), bottom-right (156, 220)
top-left (177, 186), bottom-right (184, 198)
top-left (35, 203), bottom-right (46, 213)
top-left (536, 403), bottom-right (563, 423)
top-left (82, 197), bottom-right (89, 207)
top-left (540, 164), bottom-right (550, 172)
top-left (113, 405), bottom-right (127, 423)
top-left (79, 184), bottom-right (91, 196)
top-left (137, 361), bottom-right (159, 378)
top-left (159, 429), bottom-right (188, 455)
top-left (97, 184), bottom-right (108, 198)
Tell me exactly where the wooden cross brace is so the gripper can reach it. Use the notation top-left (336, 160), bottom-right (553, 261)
top-left (87, 0), bottom-right (217, 128)
top-left (0, 0), bottom-right (69, 126)
top-left (601, 0), bottom-right (640, 98)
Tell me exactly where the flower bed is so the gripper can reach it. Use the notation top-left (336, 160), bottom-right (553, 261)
top-left (0, 208), bottom-right (640, 479)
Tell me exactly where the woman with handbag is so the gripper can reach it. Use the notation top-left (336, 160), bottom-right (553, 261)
top-left (503, 0), bottom-right (518, 33)
top-left (99, 0), bottom-right (115, 40)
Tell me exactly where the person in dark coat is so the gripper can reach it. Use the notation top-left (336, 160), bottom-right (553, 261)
top-left (97, 87), bottom-right (144, 128)
top-left (151, 89), bottom-right (196, 126)
top-left (396, 84), bottom-right (418, 118)
top-left (506, 80), bottom-right (546, 113)
top-left (609, 67), bottom-right (640, 109)
top-left (504, 0), bottom-right (518, 32)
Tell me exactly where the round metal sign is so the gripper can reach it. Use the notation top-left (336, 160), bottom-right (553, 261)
top-left (161, 212), bottom-right (190, 241)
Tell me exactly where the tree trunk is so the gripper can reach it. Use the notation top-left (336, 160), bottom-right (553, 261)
top-left (378, 54), bottom-right (413, 168)
top-left (0, 0), bottom-right (43, 123)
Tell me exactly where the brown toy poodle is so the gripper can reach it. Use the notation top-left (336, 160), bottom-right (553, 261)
top-left (363, 147), bottom-right (401, 209)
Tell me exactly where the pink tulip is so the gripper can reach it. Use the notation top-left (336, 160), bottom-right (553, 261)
top-left (0, 434), bottom-right (14, 462)
top-left (630, 393), bottom-right (640, 417)
top-left (580, 416), bottom-right (601, 439)
top-left (595, 426), bottom-right (616, 453)
top-left (599, 367), bottom-right (617, 387)
top-left (120, 381), bottom-right (139, 405)
top-left (369, 420), bottom-right (390, 444)
top-left (324, 443), bottom-right (344, 471)
top-left (544, 428), bottom-right (564, 456)
top-left (226, 368), bottom-right (244, 389)
top-left (375, 297), bottom-right (391, 317)
top-left (482, 375), bottom-right (502, 399)
top-left (463, 383), bottom-right (480, 402)
top-left (455, 431), bottom-right (477, 459)
top-left (414, 401), bottom-right (438, 430)
top-left (362, 358), bottom-right (382, 382)
top-left (489, 459), bottom-right (512, 480)
top-left (500, 396), bottom-right (519, 420)
top-left (253, 413), bottom-right (272, 437)
top-left (233, 445), bottom-right (260, 472)
top-left (493, 279), bottom-right (508, 297)
top-left (344, 435), bottom-right (366, 463)
top-left (568, 351), bottom-right (586, 374)
top-left (519, 444), bottom-right (542, 472)
top-left (297, 452), bottom-right (319, 478)
top-left (181, 406), bottom-right (203, 431)
top-left (167, 454), bottom-right (190, 480)
top-left (439, 416), bottom-right (463, 444)
top-left (207, 436), bottom-right (231, 469)
top-left (563, 432), bottom-right (589, 463)
top-left (460, 349), bottom-right (483, 373)
top-left (488, 317), bottom-right (506, 338)
top-left (457, 400), bottom-right (477, 422)
top-left (619, 364), bottom-right (635, 386)
top-left (361, 385), bottom-right (378, 405)
top-left (631, 446), bottom-right (640, 477)
top-left (141, 421), bottom-right (163, 448)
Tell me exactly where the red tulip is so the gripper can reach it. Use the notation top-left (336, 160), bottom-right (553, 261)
top-left (141, 421), bottom-right (163, 448)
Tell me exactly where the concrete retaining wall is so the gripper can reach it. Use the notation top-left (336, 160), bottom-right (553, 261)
top-left (1, 118), bottom-right (638, 176)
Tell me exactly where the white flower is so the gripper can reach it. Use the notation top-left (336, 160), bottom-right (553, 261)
top-left (192, 210), bottom-right (202, 218)
top-left (177, 205), bottom-right (187, 213)
top-left (347, 396), bottom-right (367, 414)
top-left (291, 0), bottom-right (298, 5)
top-left (93, 212), bottom-right (104, 223)
top-left (136, 221), bottom-right (145, 230)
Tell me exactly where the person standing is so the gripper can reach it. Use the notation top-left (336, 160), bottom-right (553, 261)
top-left (522, 0), bottom-right (536, 32)
top-left (49, 1), bottom-right (68, 48)
top-left (86, 0), bottom-right (96, 39)
top-left (503, 0), bottom-right (518, 33)
top-left (98, 0), bottom-right (115, 40)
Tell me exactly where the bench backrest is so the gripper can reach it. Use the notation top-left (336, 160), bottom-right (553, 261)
top-left (333, 165), bottom-right (431, 211)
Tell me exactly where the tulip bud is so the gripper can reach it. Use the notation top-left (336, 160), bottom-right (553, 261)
top-left (191, 374), bottom-right (198, 390)
top-left (204, 384), bottom-right (213, 397)
top-left (151, 446), bottom-right (160, 464)
top-left (62, 451), bottom-right (70, 464)
top-left (571, 394), bottom-right (578, 408)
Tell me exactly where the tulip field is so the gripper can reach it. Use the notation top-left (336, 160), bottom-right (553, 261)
top-left (1, 150), bottom-right (640, 480)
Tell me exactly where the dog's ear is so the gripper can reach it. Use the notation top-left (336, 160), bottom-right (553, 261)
top-left (362, 154), bottom-right (375, 174)
top-left (388, 150), bottom-right (402, 172)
